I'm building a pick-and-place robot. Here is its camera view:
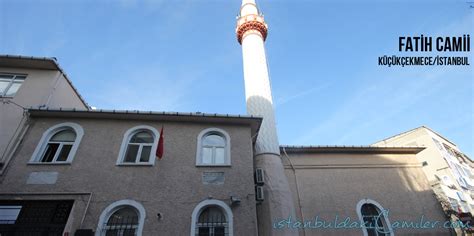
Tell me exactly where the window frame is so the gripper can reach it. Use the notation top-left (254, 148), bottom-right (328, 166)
top-left (0, 205), bottom-right (22, 224)
top-left (0, 73), bottom-right (27, 97)
top-left (95, 199), bottom-right (145, 236)
top-left (190, 199), bottom-right (233, 236)
top-left (41, 129), bottom-right (76, 163)
top-left (196, 128), bottom-right (231, 167)
top-left (117, 125), bottom-right (159, 166)
top-left (356, 199), bottom-right (394, 236)
top-left (29, 122), bottom-right (84, 164)
top-left (448, 197), bottom-right (459, 211)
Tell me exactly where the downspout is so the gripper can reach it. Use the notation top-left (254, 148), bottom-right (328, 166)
top-left (44, 70), bottom-right (63, 108)
top-left (0, 102), bottom-right (26, 161)
top-left (0, 103), bottom-right (30, 177)
top-left (282, 147), bottom-right (306, 236)
top-left (80, 192), bottom-right (93, 229)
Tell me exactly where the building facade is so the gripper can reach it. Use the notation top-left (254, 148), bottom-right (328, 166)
top-left (374, 126), bottom-right (474, 235)
top-left (0, 109), bottom-right (260, 235)
top-left (0, 55), bottom-right (89, 175)
top-left (0, 1), bottom-right (470, 236)
top-left (281, 146), bottom-right (451, 235)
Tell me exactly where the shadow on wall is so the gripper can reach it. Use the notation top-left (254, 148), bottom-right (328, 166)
top-left (280, 151), bottom-right (455, 236)
top-left (246, 95), bottom-right (280, 155)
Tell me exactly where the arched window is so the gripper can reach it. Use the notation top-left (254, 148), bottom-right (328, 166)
top-left (191, 200), bottom-right (233, 236)
top-left (96, 200), bottom-right (145, 236)
top-left (41, 129), bottom-right (76, 162)
top-left (124, 131), bottom-right (153, 163)
top-left (356, 199), bottom-right (393, 236)
top-left (196, 128), bottom-right (231, 166)
top-left (30, 122), bottom-right (84, 164)
top-left (196, 206), bottom-right (227, 236)
top-left (117, 125), bottom-right (159, 165)
top-left (103, 206), bottom-right (139, 235)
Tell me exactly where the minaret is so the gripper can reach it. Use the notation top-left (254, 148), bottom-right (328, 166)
top-left (236, 1), bottom-right (297, 235)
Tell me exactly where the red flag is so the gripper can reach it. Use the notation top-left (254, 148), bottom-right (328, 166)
top-left (156, 126), bottom-right (164, 159)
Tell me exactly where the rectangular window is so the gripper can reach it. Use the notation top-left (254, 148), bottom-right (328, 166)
top-left (140, 146), bottom-right (151, 162)
top-left (0, 74), bottom-right (26, 97)
top-left (455, 164), bottom-right (467, 177)
top-left (0, 206), bottom-right (22, 224)
top-left (215, 148), bottom-right (225, 164)
top-left (448, 198), bottom-right (459, 211)
top-left (443, 144), bottom-right (457, 159)
top-left (202, 147), bottom-right (213, 164)
top-left (56, 144), bottom-right (72, 162)
top-left (461, 166), bottom-right (472, 178)
top-left (459, 201), bottom-right (469, 212)
top-left (124, 145), bottom-right (139, 163)
top-left (198, 227), bottom-right (210, 236)
top-left (432, 138), bottom-right (444, 151)
top-left (41, 143), bottom-right (60, 162)
top-left (456, 191), bottom-right (466, 202)
top-left (441, 175), bottom-right (454, 187)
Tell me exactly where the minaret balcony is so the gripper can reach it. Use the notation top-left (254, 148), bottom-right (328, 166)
top-left (236, 14), bottom-right (268, 44)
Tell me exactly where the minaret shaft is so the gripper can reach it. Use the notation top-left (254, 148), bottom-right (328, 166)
top-left (237, 1), bottom-right (297, 236)
top-left (242, 33), bottom-right (280, 155)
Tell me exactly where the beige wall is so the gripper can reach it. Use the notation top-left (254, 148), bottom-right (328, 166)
top-left (375, 128), bottom-right (449, 182)
top-left (0, 117), bottom-right (258, 235)
top-left (374, 127), bottom-right (474, 216)
top-left (281, 151), bottom-right (450, 236)
top-left (0, 67), bottom-right (87, 163)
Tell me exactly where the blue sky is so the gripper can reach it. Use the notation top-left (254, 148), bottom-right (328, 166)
top-left (1, 0), bottom-right (473, 157)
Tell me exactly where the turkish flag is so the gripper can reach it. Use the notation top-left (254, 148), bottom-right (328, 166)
top-left (156, 126), bottom-right (164, 159)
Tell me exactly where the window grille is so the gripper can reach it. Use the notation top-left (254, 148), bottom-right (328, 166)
top-left (361, 204), bottom-right (389, 236)
top-left (196, 206), bottom-right (228, 236)
top-left (0, 200), bottom-right (73, 235)
top-left (102, 206), bottom-right (139, 236)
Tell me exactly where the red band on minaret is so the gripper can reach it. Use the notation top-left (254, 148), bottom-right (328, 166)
top-left (236, 14), bottom-right (268, 44)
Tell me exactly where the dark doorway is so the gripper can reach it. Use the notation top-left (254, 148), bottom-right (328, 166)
top-left (0, 200), bottom-right (74, 236)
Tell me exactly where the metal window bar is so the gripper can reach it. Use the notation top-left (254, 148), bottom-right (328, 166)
top-left (363, 215), bottom-right (387, 236)
top-left (361, 203), bottom-right (389, 236)
top-left (196, 208), bottom-right (228, 236)
top-left (0, 225), bottom-right (64, 236)
top-left (102, 216), bottom-right (138, 236)
top-left (0, 200), bottom-right (73, 236)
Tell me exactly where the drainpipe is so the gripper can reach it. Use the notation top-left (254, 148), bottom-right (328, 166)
top-left (44, 70), bottom-right (63, 108)
top-left (0, 105), bottom-right (30, 177)
top-left (282, 147), bottom-right (306, 236)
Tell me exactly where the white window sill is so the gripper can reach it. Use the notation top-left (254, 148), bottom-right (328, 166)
top-left (116, 163), bottom-right (154, 166)
top-left (196, 164), bottom-right (231, 167)
top-left (27, 162), bottom-right (72, 165)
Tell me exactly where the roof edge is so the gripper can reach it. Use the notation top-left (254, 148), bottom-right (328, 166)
top-left (27, 108), bottom-right (263, 138)
top-left (280, 145), bottom-right (425, 154)
top-left (372, 126), bottom-right (457, 147)
top-left (27, 108), bottom-right (261, 119)
top-left (0, 54), bottom-right (90, 110)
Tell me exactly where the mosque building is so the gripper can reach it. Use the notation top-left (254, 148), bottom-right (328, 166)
top-left (0, 0), bottom-right (471, 235)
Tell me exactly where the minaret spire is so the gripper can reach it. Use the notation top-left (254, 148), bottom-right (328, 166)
top-left (236, 1), bottom-right (297, 235)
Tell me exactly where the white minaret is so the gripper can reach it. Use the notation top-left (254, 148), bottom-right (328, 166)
top-left (236, 1), bottom-right (297, 235)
